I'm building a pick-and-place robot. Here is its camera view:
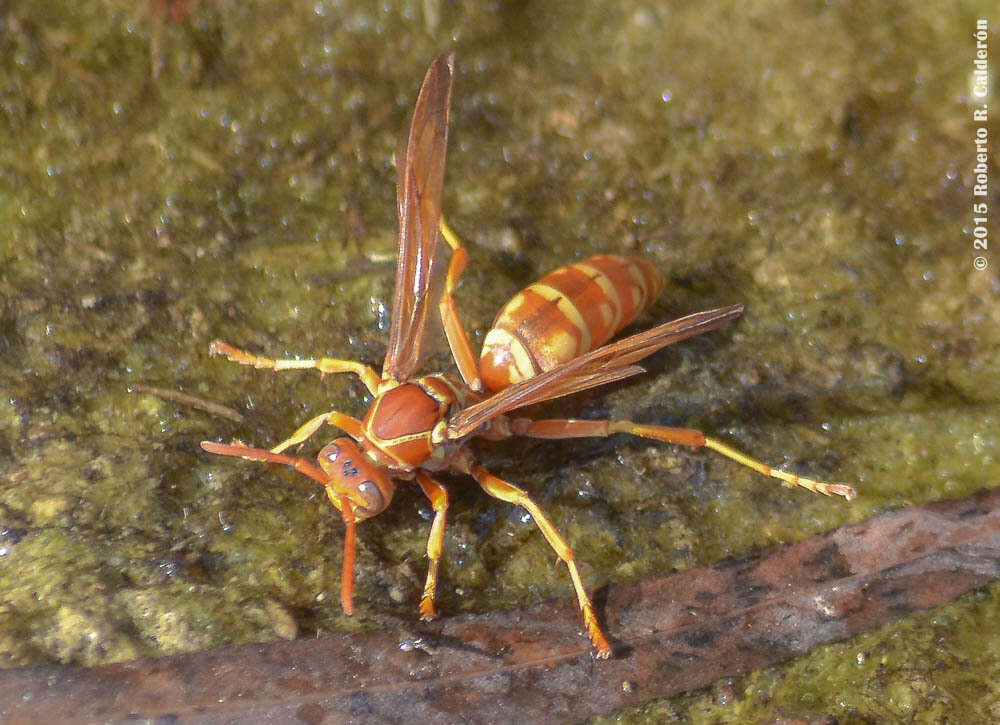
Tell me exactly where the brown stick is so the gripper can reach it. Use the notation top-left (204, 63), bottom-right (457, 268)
top-left (128, 383), bottom-right (245, 424)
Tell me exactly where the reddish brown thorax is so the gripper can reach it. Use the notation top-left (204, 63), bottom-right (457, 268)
top-left (360, 375), bottom-right (468, 470)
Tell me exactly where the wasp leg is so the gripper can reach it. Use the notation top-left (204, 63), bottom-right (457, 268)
top-left (415, 471), bottom-right (449, 619)
top-left (511, 418), bottom-right (856, 501)
top-left (437, 218), bottom-right (484, 393)
top-left (468, 464), bottom-right (613, 658)
top-left (269, 411), bottom-right (364, 454)
top-left (209, 341), bottom-right (381, 395)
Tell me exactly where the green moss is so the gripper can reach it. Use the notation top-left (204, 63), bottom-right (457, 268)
top-left (595, 585), bottom-right (1000, 724)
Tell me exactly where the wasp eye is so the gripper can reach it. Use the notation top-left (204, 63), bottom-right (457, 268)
top-left (321, 443), bottom-right (341, 463)
top-left (356, 480), bottom-right (386, 516)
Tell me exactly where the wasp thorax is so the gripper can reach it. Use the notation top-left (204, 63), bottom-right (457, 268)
top-left (365, 383), bottom-right (440, 439)
top-left (317, 438), bottom-right (393, 519)
top-left (361, 379), bottom-right (457, 468)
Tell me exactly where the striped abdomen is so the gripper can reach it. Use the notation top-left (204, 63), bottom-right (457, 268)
top-left (479, 255), bottom-right (664, 393)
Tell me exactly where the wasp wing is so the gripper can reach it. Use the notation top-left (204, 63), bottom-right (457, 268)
top-left (382, 51), bottom-right (455, 384)
top-left (447, 304), bottom-right (744, 438)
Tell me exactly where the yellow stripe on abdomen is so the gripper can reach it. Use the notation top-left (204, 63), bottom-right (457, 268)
top-left (480, 255), bottom-right (664, 392)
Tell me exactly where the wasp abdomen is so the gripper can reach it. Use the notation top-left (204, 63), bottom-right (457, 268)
top-left (480, 255), bottom-right (664, 392)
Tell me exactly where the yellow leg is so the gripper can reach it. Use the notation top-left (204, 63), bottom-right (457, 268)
top-left (270, 411), bottom-right (364, 454)
top-left (511, 418), bottom-right (856, 501)
top-left (700, 437), bottom-right (855, 500)
top-left (209, 341), bottom-right (381, 395)
top-left (437, 218), bottom-right (484, 393)
top-left (415, 471), bottom-right (449, 620)
top-left (438, 216), bottom-right (462, 251)
top-left (469, 464), bottom-right (613, 658)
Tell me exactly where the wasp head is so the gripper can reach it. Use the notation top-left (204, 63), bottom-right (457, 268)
top-left (317, 437), bottom-right (394, 521)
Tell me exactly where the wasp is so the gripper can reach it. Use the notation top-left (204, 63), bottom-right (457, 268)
top-left (201, 52), bottom-right (855, 658)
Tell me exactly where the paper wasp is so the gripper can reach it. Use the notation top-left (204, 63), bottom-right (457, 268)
top-left (201, 52), bottom-right (855, 658)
